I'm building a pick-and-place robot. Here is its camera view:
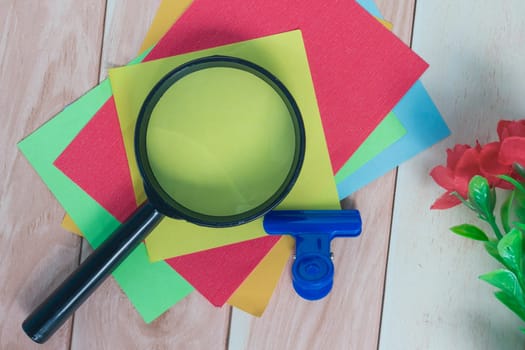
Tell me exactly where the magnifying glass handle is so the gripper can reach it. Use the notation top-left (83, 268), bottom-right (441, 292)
top-left (22, 202), bottom-right (163, 344)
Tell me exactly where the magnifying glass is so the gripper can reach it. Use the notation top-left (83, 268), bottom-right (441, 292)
top-left (22, 56), bottom-right (306, 343)
top-left (23, 56), bottom-right (362, 344)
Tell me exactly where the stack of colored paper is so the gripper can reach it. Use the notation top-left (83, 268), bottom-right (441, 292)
top-left (18, 0), bottom-right (450, 323)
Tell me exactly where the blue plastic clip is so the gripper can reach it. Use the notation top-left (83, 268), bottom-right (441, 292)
top-left (263, 210), bottom-right (362, 301)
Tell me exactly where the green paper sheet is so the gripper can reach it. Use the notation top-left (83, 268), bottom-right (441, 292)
top-left (17, 49), bottom-right (194, 323)
top-left (335, 112), bottom-right (405, 182)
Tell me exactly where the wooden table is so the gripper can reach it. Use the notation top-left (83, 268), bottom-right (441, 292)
top-left (1, 1), bottom-right (524, 349)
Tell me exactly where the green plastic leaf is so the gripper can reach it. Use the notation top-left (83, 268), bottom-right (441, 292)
top-left (468, 175), bottom-right (494, 217)
top-left (515, 190), bottom-right (525, 223)
top-left (485, 241), bottom-right (508, 268)
top-left (480, 269), bottom-right (524, 301)
top-left (515, 222), bottom-right (525, 232)
top-left (494, 291), bottom-right (525, 322)
top-left (497, 228), bottom-right (525, 278)
top-left (490, 187), bottom-right (497, 216)
top-left (450, 224), bottom-right (489, 241)
top-left (501, 191), bottom-right (515, 233)
top-left (499, 175), bottom-right (525, 194)
top-left (514, 163), bottom-right (525, 179)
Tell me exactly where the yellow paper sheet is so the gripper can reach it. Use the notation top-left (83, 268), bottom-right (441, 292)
top-left (227, 235), bottom-right (294, 315)
top-left (108, 30), bottom-right (340, 262)
top-left (377, 18), bottom-right (393, 31)
top-left (138, 0), bottom-right (193, 53)
top-left (120, 19), bottom-right (393, 209)
top-left (62, 213), bottom-right (82, 236)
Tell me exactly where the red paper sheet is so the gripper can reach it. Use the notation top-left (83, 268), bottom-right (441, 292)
top-left (166, 235), bottom-right (281, 306)
top-left (54, 0), bottom-right (427, 304)
top-left (55, 97), bottom-right (136, 223)
top-left (147, 0), bottom-right (428, 172)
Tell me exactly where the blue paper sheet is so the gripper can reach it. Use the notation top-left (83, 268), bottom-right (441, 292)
top-left (336, 81), bottom-right (450, 198)
top-left (336, 1), bottom-right (450, 199)
top-left (357, 0), bottom-right (382, 17)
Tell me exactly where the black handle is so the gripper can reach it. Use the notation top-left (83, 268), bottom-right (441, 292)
top-left (22, 201), bottom-right (163, 343)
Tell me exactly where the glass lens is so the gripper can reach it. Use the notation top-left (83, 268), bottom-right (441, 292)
top-left (145, 67), bottom-right (297, 216)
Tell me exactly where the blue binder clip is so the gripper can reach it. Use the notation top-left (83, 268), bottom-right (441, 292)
top-left (263, 210), bottom-right (362, 300)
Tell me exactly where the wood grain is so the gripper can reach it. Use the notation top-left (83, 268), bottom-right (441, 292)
top-left (380, 1), bottom-right (525, 349)
top-left (69, 1), bottom-right (231, 349)
top-left (0, 0), bottom-right (106, 349)
top-left (226, 171), bottom-right (397, 350)
top-left (98, 0), bottom-right (160, 79)
top-left (375, 0), bottom-right (415, 45)
top-left (227, 2), bottom-right (415, 349)
top-left (72, 243), bottom-right (230, 350)
top-left (9, 0), bottom-right (523, 349)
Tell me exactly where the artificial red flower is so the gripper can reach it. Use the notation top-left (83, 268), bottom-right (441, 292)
top-left (500, 137), bottom-right (525, 166)
top-left (479, 120), bottom-right (525, 185)
top-left (430, 143), bottom-right (482, 209)
top-left (479, 141), bottom-right (513, 189)
top-left (497, 120), bottom-right (525, 167)
top-left (431, 120), bottom-right (525, 210)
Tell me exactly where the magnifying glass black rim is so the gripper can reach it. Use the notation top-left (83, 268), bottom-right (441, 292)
top-left (135, 55), bottom-right (306, 227)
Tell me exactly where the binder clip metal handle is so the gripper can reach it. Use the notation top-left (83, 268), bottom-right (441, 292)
top-left (263, 210), bottom-right (362, 300)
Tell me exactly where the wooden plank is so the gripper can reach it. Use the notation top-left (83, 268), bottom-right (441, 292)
top-left (380, 1), bottom-right (525, 349)
top-left (375, 0), bottom-right (415, 45)
top-left (72, 245), bottom-right (230, 350)
top-left (98, 0), bottom-right (160, 79)
top-left (227, 2), bottom-right (415, 347)
top-left (226, 169), bottom-right (396, 350)
top-left (0, 0), bottom-right (106, 349)
top-left (70, 1), bottom-right (231, 349)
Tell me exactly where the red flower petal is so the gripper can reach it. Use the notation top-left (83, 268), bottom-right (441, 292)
top-left (499, 136), bottom-right (525, 165)
top-left (498, 120), bottom-right (512, 140)
top-left (446, 144), bottom-right (471, 169)
top-left (454, 147), bottom-right (481, 179)
top-left (498, 120), bottom-right (525, 141)
top-left (445, 147), bottom-right (482, 198)
top-left (474, 140), bottom-right (483, 151)
top-left (479, 142), bottom-right (502, 173)
top-left (479, 141), bottom-right (513, 187)
top-left (453, 176), bottom-right (470, 198)
top-left (430, 165), bottom-right (455, 190)
top-left (430, 192), bottom-right (462, 209)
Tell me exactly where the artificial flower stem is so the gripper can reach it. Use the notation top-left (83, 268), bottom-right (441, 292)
top-left (454, 191), bottom-right (503, 239)
top-left (487, 216), bottom-right (503, 240)
top-left (451, 191), bottom-right (476, 211)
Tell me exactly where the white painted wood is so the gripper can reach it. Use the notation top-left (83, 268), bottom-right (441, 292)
top-left (380, 1), bottom-right (525, 349)
top-left (228, 309), bottom-right (252, 350)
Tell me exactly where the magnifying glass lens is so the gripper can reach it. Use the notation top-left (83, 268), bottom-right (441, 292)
top-left (146, 67), bottom-right (297, 216)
